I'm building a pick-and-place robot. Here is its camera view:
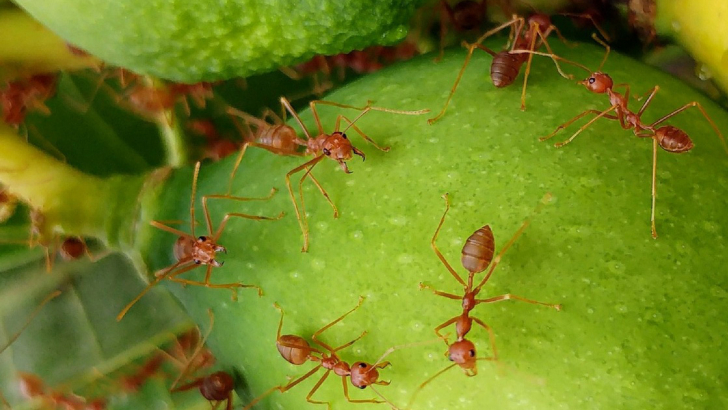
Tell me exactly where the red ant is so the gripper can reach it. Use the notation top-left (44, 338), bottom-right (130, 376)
top-left (186, 119), bottom-right (239, 162)
top-left (226, 97), bottom-right (427, 252)
top-left (0, 290), bottom-right (61, 408)
top-left (0, 187), bottom-right (17, 223)
top-left (116, 161), bottom-right (284, 321)
top-left (512, 37), bottom-right (728, 238)
top-left (1, 74), bottom-right (57, 128)
top-left (435, 0), bottom-right (491, 61)
top-left (428, 11), bottom-right (609, 123)
top-left (17, 372), bottom-right (107, 410)
top-left (168, 310), bottom-right (236, 410)
top-left (408, 193), bottom-right (560, 407)
top-left (242, 297), bottom-right (404, 410)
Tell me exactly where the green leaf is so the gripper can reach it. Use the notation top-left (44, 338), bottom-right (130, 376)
top-left (0, 253), bottom-right (192, 408)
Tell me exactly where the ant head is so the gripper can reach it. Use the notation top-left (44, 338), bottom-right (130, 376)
top-left (448, 339), bottom-right (477, 370)
top-left (527, 13), bottom-right (552, 32)
top-left (579, 72), bottom-right (612, 94)
top-left (349, 362), bottom-right (380, 389)
top-left (200, 371), bottom-right (235, 401)
top-left (322, 132), bottom-right (365, 173)
top-left (59, 237), bottom-right (86, 260)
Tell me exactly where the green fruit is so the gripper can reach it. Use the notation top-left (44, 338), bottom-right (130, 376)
top-left (12, 0), bottom-right (423, 82)
top-left (130, 39), bottom-right (728, 409)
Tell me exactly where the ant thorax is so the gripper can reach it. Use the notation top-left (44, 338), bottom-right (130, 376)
top-left (191, 236), bottom-right (225, 266)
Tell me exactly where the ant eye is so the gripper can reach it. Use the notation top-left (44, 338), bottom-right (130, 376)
top-left (194, 259), bottom-right (202, 265)
top-left (469, 349), bottom-right (475, 357)
top-left (358, 363), bottom-right (367, 368)
top-left (448, 355), bottom-right (454, 362)
top-left (341, 133), bottom-right (348, 139)
top-left (198, 236), bottom-right (206, 241)
top-left (323, 148), bottom-right (331, 156)
top-left (588, 77), bottom-right (596, 84)
top-left (358, 385), bottom-right (366, 390)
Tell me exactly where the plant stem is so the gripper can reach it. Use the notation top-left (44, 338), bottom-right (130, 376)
top-left (0, 125), bottom-right (150, 249)
top-left (0, 8), bottom-right (101, 79)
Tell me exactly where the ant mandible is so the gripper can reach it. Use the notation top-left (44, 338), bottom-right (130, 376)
top-left (429, 10), bottom-right (610, 123)
top-left (116, 161), bottom-right (284, 321)
top-left (242, 297), bottom-right (400, 410)
top-left (512, 35), bottom-right (728, 238)
top-left (408, 193), bottom-right (560, 407)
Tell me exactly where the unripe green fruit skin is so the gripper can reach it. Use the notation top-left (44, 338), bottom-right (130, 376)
top-left (12, 0), bottom-right (423, 82)
top-left (138, 40), bottom-right (728, 409)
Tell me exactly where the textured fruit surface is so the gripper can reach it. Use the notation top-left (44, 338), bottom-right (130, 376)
top-left (132, 38), bottom-right (728, 409)
top-left (12, 0), bottom-right (423, 82)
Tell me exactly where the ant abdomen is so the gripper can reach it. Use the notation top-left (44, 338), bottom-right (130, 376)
top-left (491, 51), bottom-right (525, 88)
top-left (655, 125), bottom-right (694, 153)
top-left (199, 372), bottom-right (235, 401)
top-left (461, 225), bottom-right (494, 273)
top-left (277, 335), bottom-right (313, 365)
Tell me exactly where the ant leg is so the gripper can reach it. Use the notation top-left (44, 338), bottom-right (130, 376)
top-left (305, 371), bottom-right (333, 410)
top-left (649, 101), bottom-right (728, 155)
top-left (206, 198), bottom-right (283, 241)
top-left (241, 366), bottom-right (324, 410)
top-left (280, 97), bottom-right (314, 141)
top-left (311, 296), bottom-right (365, 350)
top-left (419, 282), bottom-right (462, 300)
top-left (540, 110), bottom-right (601, 142)
top-left (651, 138), bottom-right (658, 239)
top-left (337, 115), bottom-right (390, 152)
top-left (306, 171), bottom-right (339, 218)
top-left (553, 105), bottom-right (619, 148)
top-left (430, 193), bottom-right (466, 287)
top-left (331, 331), bottom-right (368, 353)
top-left (170, 309), bottom-right (215, 390)
top-left (286, 155), bottom-right (325, 252)
top-left (149, 221), bottom-right (192, 238)
top-left (432, 316), bottom-right (460, 345)
top-left (517, 24), bottom-right (540, 111)
top-left (473, 293), bottom-right (562, 310)
top-left (170, 376), bottom-right (204, 393)
top-left (406, 363), bottom-right (459, 410)
top-left (428, 18), bottom-right (523, 124)
top-left (427, 41), bottom-right (494, 125)
top-left (188, 162), bottom-right (202, 238)
top-left (559, 12), bottom-right (612, 43)
top-left (471, 317), bottom-right (499, 360)
top-left (341, 377), bottom-right (383, 405)
top-left (166, 276), bottom-right (262, 299)
top-left (117, 260), bottom-right (195, 321)
top-left (473, 193), bottom-right (552, 292)
top-left (534, 27), bottom-right (575, 80)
